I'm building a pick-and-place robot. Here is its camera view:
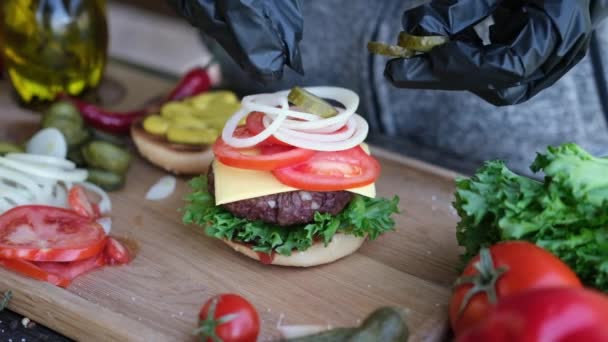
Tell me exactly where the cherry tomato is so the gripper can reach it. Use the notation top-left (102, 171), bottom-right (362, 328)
top-left (104, 237), bottom-right (131, 265)
top-left (0, 205), bottom-right (107, 262)
top-left (68, 185), bottom-right (98, 218)
top-left (0, 258), bottom-right (71, 288)
top-left (245, 112), bottom-right (290, 146)
top-left (213, 126), bottom-right (315, 171)
top-left (197, 293), bottom-right (260, 342)
top-left (456, 287), bottom-right (608, 342)
top-left (272, 146), bottom-right (381, 191)
top-left (450, 241), bottom-right (582, 337)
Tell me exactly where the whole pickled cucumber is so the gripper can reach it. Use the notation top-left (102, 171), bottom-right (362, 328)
top-left (82, 141), bottom-right (132, 174)
top-left (397, 32), bottom-right (449, 53)
top-left (42, 117), bottom-right (89, 147)
top-left (43, 101), bottom-right (83, 127)
top-left (86, 168), bottom-right (125, 191)
top-left (284, 307), bottom-right (408, 342)
top-left (288, 86), bottom-right (338, 118)
top-left (89, 128), bottom-right (129, 147)
top-left (0, 142), bottom-right (24, 156)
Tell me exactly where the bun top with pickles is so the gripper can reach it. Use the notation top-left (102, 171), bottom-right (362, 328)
top-left (131, 91), bottom-right (240, 174)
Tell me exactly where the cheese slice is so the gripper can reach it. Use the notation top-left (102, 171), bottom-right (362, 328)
top-left (213, 160), bottom-right (376, 204)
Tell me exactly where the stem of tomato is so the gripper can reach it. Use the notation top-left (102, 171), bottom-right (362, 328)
top-left (193, 297), bottom-right (238, 342)
top-left (0, 290), bottom-right (12, 312)
top-left (453, 248), bottom-right (508, 317)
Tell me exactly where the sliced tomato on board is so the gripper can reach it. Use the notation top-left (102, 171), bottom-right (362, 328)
top-left (35, 252), bottom-right (106, 281)
top-left (272, 146), bottom-right (380, 191)
top-left (213, 126), bottom-right (315, 171)
top-left (0, 258), bottom-right (71, 288)
top-left (69, 185), bottom-right (99, 219)
top-left (245, 112), bottom-right (290, 146)
top-left (0, 205), bottom-right (106, 262)
top-left (104, 237), bottom-right (131, 265)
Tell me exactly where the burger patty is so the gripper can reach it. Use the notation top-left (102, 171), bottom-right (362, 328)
top-left (208, 166), bottom-right (353, 226)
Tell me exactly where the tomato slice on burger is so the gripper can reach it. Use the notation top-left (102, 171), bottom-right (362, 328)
top-left (0, 258), bottom-right (71, 288)
top-left (245, 112), bottom-right (290, 146)
top-left (213, 126), bottom-right (315, 171)
top-left (0, 205), bottom-right (107, 262)
top-left (272, 146), bottom-right (381, 191)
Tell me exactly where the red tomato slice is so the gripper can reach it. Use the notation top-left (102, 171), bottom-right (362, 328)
top-left (69, 185), bottom-right (98, 218)
top-left (104, 237), bottom-right (131, 265)
top-left (0, 258), bottom-right (71, 288)
top-left (245, 112), bottom-right (290, 146)
top-left (0, 205), bottom-right (107, 262)
top-left (213, 126), bottom-right (315, 171)
top-left (35, 252), bottom-right (106, 281)
top-left (272, 146), bottom-right (380, 191)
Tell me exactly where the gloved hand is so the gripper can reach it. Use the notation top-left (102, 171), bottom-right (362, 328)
top-left (168, 0), bottom-right (304, 82)
top-left (385, 0), bottom-right (608, 106)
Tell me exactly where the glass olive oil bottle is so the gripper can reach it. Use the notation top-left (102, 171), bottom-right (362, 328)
top-left (1, 0), bottom-right (108, 102)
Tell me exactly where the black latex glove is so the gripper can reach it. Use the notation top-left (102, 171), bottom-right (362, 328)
top-left (168, 0), bottom-right (303, 82)
top-left (385, 0), bottom-right (608, 106)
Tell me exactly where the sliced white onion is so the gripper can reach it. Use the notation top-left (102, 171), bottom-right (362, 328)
top-left (26, 127), bottom-right (68, 158)
top-left (278, 325), bottom-right (329, 339)
top-left (6, 153), bottom-right (75, 169)
top-left (221, 86), bottom-right (367, 151)
top-left (79, 181), bottom-right (112, 214)
top-left (0, 157), bottom-right (87, 182)
top-left (96, 217), bottom-right (112, 235)
top-left (145, 175), bottom-right (177, 201)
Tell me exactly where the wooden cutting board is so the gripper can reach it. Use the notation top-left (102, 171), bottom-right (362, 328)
top-left (0, 62), bottom-right (461, 341)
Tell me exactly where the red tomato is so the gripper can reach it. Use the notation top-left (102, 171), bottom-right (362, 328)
top-left (104, 237), bottom-right (131, 265)
top-left (0, 258), bottom-right (71, 288)
top-left (456, 287), bottom-right (608, 342)
top-left (197, 293), bottom-right (260, 342)
top-left (68, 185), bottom-right (98, 218)
top-left (450, 241), bottom-right (582, 337)
top-left (245, 112), bottom-right (290, 146)
top-left (213, 126), bottom-right (315, 171)
top-left (35, 252), bottom-right (106, 281)
top-left (272, 146), bottom-right (381, 191)
top-left (0, 205), bottom-right (107, 262)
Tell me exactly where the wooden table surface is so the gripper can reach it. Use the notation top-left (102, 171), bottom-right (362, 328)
top-left (0, 62), bottom-right (462, 341)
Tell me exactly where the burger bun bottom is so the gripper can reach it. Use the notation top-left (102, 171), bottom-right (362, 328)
top-left (222, 233), bottom-right (365, 267)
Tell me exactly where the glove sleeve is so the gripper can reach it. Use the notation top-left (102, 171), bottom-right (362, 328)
top-left (168, 0), bottom-right (304, 82)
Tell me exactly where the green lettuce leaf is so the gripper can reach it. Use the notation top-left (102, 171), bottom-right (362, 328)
top-left (455, 143), bottom-right (608, 291)
top-left (183, 176), bottom-right (400, 256)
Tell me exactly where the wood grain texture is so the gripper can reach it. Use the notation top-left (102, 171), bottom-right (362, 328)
top-left (0, 63), bottom-right (461, 341)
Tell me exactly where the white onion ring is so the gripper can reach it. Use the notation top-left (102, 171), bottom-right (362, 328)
top-left (5, 153), bottom-right (75, 169)
top-left (221, 86), bottom-right (366, 151)
top-left (0, 157), bottom-right (87, 182)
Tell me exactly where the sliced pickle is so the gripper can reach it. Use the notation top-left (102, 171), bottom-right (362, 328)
top-left (143, 115), bottom-right (171, 135)
top-left (189, 91), bottom-right (239, 110)
top-left (172, 115), bottom-right (208, 130)
top-left (287, 86), bottom-right (338, 118)
top-left (397, 32), bottom-right (449, 52)
top-left (367, 41), bottom-right (415, 58)
top-left (160, 102), bottom-right (196, 119)
top-left (166, 125), bottom-right (219, 145)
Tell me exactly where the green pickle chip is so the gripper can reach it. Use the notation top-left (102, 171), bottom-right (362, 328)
top-left (288, 86), bottom-right (338, 118)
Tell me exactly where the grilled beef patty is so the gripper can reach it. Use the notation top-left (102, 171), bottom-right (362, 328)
top-left (208, 166), bottom-right (352, 226)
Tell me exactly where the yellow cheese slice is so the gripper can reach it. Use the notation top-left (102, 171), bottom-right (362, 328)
top-left (213, 160), bottom-right (376, 204)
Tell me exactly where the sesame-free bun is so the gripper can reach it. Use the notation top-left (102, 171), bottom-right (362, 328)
top-left (131, 123), bottom-right (214, 175)
top-left (222, 233), bottom-right (366, 267)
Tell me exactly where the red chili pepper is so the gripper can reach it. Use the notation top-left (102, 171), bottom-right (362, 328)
top-left (166, 67), bottom-right (211, 101)
top-left (61, 67), bottom-right (212, 135)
